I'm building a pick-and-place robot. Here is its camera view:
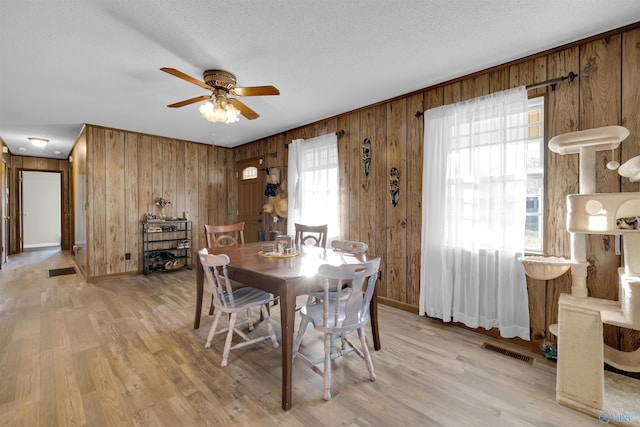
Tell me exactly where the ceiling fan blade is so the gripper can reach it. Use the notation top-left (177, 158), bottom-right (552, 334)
top-left (228, 98), bottom-right (259, 120)
top-left (231, 86), bottom-right (280, 97)
top-left (167, 95), bottom-right (210, 108)
top-left (161, 67), bottom-right (213, 92)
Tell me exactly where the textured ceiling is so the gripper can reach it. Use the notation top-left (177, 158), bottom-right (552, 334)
top-left (1, 1), bottom-right (639, 159)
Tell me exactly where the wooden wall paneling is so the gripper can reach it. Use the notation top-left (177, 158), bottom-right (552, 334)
top-left (213, 146), bottom-right (225, 223)
top-left (228, 148), bottom-right (237, 225)
top-left (151, 135), bottom-right (164, 219)
top-left (443, 81), bottom-right (461, 105)
top-left (337, 115), bottom-right (351, 241)
top-left (198, 143), bottom-right (210, 249)
top-left (406, 93), bottom-right (424, 306)
top-left (621, 27), bottom-right (640, 185)
top-left (47, 158), bottom-right (59, 170)
top-left (89, 126), bottom-right (106, 277)
top-left (510, 57), bottom-right (548, 92)
top-left (124, 133), bottom-right (139, 272)
top-left (174, 139), bottom-right (186, 220)
top-left (358, 108), bottom-right (376, 247)
top-left (580, 35), bottom-right (622, 349)
top-left (527, 277), bottom-right (547, 345)
top-left (580, 36), bottom-right (622, 296)
top-left (181, 143), bottom-right (198, 249)
top-left (545, 47), bottom-right (580, 342)
top-left (347, 113), bottom-right (360, 242)
top-left (21, 157), bottom-right (38, 170)
top-left (137, 134), bottom-right (154, 273)
top-left (8, 156), bottom-right (21, 254)
top-left (386, 98), bottom-right (408, 302)
top-left (461, 74), bottom-right (489, 100)
top-left (59, 161), bottom-right (70, 250)
top-left (489, 67), bottom-right (510, 93)
top-left (372, 104), bottom-right (387, 286)
top-left (137, 134), bottom-right (153, 231)
top-left (207, 143), bottom-right (219, 231)
top-left (620, 27), bottom-right (640, 352)
top-left (163, 139), bottom-right (178, 219)
top-left (105, 129), bottom-right (125, 275)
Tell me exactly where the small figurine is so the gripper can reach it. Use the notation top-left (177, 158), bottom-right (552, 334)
top-left (389, 167), bottom-right (399, 207)
top-left (362, 138), bottom-right (371, 176)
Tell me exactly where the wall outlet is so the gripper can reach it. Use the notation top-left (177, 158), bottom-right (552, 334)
top-left (125, 253), bottom-right (131, 260)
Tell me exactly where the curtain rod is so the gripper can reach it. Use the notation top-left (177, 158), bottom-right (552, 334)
top-left (285, 130), bottom-right (345, 149)
top-left (526, 71), bottom-right (578, 91)
top-left (415, 72), bottom-right (578, 118)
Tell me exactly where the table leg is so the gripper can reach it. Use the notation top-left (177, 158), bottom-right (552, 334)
top-left (194, 255), bottom-right (204, 329)
top-left (370, 284), bottom-right (381, 350)
top-left (279, 285), bottom-right (295, 410)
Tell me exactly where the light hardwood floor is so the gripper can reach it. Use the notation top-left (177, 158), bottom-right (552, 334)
top-left (0, 248), bottom-right (609, 426)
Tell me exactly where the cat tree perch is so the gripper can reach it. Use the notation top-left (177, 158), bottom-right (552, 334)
top-left (528, 125), bottom-right (640, 422)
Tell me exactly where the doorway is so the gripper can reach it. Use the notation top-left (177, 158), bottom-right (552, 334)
top-left (1, 160), bottom-right (7, 266)
top-left (21, 171), bottom-right (62, 249)
top-left (237, 158), bottom-right (264, 243)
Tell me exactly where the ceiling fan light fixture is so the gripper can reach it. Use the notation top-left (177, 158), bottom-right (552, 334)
top-left (199, 96), bottom-right (240, 124)
top-left (28, 137), bottom-right (49, 148)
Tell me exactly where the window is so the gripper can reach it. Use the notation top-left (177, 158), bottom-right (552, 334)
top-left (242, 166), bottom-right (258, 180)
top-left (525, 97), bottom-right (544, 252)
top-left (287, 134), bottom-right (340, 242)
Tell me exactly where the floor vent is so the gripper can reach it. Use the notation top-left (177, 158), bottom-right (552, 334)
top-left (481, 342), bottom-right (534, 365)
top-left (48, 267), bottom-right (76, 277)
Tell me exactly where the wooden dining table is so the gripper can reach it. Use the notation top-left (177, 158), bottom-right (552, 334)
top-left (193, 241), bottom-right (381, 410)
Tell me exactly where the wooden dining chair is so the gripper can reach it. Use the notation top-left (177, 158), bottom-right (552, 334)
top-left (294, 223), bottom-right (328, 248)
top-left (203, 222), bottom-right (246, 316)
top-left (204, 222), bottom-right (245, 247)
top-left (293, 258), bottom-right (381, 400)
top-left (198, 249), bottom-right (279, 367)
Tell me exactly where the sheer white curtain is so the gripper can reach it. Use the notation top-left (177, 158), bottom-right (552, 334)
top-left (287, 133), bottom-right (340, 242)
top-left (419, 86), bottom-right (530, 340)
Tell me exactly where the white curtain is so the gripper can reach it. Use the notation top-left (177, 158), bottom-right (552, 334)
top-left (287, 133), bottom-right (340, 243)
top-left (419, 86), bottom-right (530, 340)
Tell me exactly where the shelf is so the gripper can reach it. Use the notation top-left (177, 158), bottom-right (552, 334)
top-left (142, 220), bottom-right (192, 276)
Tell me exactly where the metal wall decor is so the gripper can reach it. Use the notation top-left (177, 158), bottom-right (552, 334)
top-left (389, 167), bottom-right (399, 207)
top-left (362, 138), bottom-right (371, 176)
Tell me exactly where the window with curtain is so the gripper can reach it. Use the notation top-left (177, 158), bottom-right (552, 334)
top-left (287, 133), bottom-right (340, 243)
top-left (419, 86), bottom-right (530, 340)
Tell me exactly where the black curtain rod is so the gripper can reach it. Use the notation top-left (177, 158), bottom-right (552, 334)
top-left (415, 72), bottom-right (578, 118)
top-left (526, 71), bottom-right (578, 91)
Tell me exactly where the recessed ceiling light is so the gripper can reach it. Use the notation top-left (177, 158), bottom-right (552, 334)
top-left (54, 150), bottom-right (61, 154)
top-left (18, 147), bottom-right (26, 151)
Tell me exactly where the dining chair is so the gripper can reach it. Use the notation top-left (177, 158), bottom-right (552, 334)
top-left (294, 223), bottom-right (328, 248)
top-left (204, 222), bottom-right (245, 247)
top-left (306, 239), bottom-right (369, 305)
top-left (293, 258), bottom-right (381, 400)
top-left (203, 222), bottom-right (246, 314)
top-left (198, 249), bottom-right (279, 367)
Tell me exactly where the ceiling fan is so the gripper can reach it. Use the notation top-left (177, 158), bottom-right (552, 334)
top-left (160, 67), bottom-right (280, 121)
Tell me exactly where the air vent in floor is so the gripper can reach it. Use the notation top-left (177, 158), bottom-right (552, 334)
top-left (481, 342), bottom-right (534, 365)
top-left (48, 267), bottom-right (76, 277)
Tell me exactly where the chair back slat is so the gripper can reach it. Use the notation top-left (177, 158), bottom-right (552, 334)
top-left (316, 258), bottom-right (381, 328)
top-left (330, 240), bottom-right (368, 255)
top-left (198, 249), bottom-right (236, 308)
top-left (294, 223), bottom-right (328, 248)
top-left (205, 222), bottom-right (245, 247)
